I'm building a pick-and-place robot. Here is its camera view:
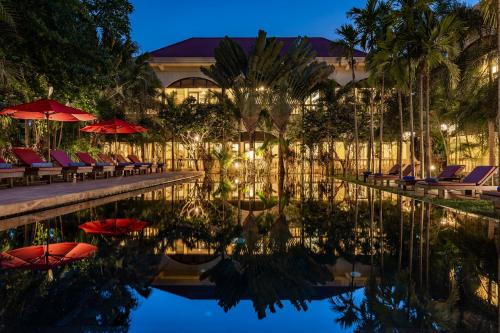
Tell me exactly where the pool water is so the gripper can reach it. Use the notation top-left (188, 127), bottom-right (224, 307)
top-left (0, 178), bottom-right (498, 332)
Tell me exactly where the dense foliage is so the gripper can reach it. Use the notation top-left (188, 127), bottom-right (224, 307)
top-left (0, 0), bottom-right (161, 156)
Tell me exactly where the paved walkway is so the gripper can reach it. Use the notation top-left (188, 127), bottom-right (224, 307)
top-left (0, 171), bottom-right (203, 219)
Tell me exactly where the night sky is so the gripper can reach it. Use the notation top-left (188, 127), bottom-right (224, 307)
top-left (130, 0), bottom-right (479, 53)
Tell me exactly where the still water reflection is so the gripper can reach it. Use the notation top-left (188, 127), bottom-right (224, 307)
top-left (0, 177), bottom-right (499, 332)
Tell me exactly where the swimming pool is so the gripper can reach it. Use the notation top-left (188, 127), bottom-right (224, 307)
top-left (0, 177), bottom-right (498, 332)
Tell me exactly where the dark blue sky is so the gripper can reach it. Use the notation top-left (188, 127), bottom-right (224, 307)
top-left (130, 0), bottom-right (478, 53)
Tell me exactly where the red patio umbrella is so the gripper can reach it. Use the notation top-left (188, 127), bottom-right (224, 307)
top-left (0, 99), bottom-right (96, 160)
top-left (79, 218), bottom-right (147, 236)
top-left (0, 242), bottom-right (97, 270)
top-left (80, 118), bottom-right (147, 152)
top-left (80, 118), bottom-right (147, 134)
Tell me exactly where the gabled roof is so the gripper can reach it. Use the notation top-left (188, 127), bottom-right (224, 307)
top-left (150, 37), bottom-right (366, 58)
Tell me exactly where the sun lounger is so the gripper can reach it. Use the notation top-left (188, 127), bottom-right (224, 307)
top-left (369, 164), bottom-right (414, 185)
top-left (366, 164), bottom-right (401, 183)
top-left (128, 154), bottom-right (164, 173)
top-left (76, 152), bottom-right (115, 179)
top-left (396, 165), bottom-right (465, 190)
top-left (12, 148), bottom-right (62, 184)
top-left (97, 153), bottom-right (134, 176)
top-left (415, 165), bottom-right (497, 198)
top-left (50, 150), bottom-right (94, 181)
top-left (0, 157), bottom-right (25, 187)
top-left (114, 154), bottom-right (148, 174)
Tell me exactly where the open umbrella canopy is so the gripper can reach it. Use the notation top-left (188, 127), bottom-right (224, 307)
top-left (0, 242), bottom-right (97, 270)
top-left (80, 119), bottom-right (147, 134)
top-left (0, 98), bottom-right (95, 122)
top-left (79, 218), bottom-right (147, 235)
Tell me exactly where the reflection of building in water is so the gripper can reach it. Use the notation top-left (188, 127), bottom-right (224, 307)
top-left (152, 255), bottom-right (374, 299)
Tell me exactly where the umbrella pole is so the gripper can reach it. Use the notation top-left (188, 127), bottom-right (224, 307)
top-left (46, 114), bottom-right (51, 161)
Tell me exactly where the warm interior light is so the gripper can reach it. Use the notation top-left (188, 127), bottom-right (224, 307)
top-left (493, 65), bottom-right (498, 74)
top-left (430, 165), bottom-right (436, 171)
top-left (194, 134), bottom-right (200, 142)
top-left (234, 162), bottom-right (240, 169)
top-left (246, 150), bottom-right (255, 160)
top-left (440, 124), bottom-right (448, 131)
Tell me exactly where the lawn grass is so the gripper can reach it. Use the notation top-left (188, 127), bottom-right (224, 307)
top-left (337, 175), bottom-right (500, 219)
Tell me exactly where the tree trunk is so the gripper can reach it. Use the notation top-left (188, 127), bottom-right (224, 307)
top-left (489, 120), bottom-right (496, 166)
top-left (353, 88), bottom-right (359, 179)
top-left (498, 0), bottom-right (500, 184)
top-left (58, 122), bottom-right (63, 148)
top-left (368, 99), bottom-right (375, 173)
top-left (425, 66), bottom-right (432, 177)
top-left (171, 136), bottom-right (175, 171)
top-left (419, 73), bottom-right (425, 178)
top-left (301, 104), bottom-right (306, 194)
top-left (351, 62), bottom-right (359, 179)
top-left (408, 66), bottom-right (416, 177)
top-left (278, 131), bottom-right (285, 183)
top-left (379, 76), bottom-right (385, 173)
top-left (398, 91), bottom-right (404, 179)
top-left (24, 120), bottom-right (30, 147)
top-left (309, 147), bottom-right (314, 183)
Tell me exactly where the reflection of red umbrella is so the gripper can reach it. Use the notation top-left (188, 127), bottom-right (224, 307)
top-left (0, 242), bottom-right (97, 270)
top-left (80, 118), bottom-right (147, 152)
top-left (79, 218), bottom-right (147, 235)
top-left (0, 99), bottom-right (95, 160)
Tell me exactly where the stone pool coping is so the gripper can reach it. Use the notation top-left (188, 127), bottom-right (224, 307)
top-left (0, 171), bottom-right (203, 219)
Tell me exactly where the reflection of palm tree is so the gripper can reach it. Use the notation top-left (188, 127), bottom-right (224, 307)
top-left (201, 245), bottom-right (332, 319)
top-left (330, 271), bottom-right (459, 332)
top-left (330, 291), bottom-right (361, 329)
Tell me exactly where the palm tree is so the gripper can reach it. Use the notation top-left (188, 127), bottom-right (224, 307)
top-left (266, 37), bottom-right (331, 211)
top-left (388, 0), bottom-right (429, 177)
top-left (334, 24), bottom-right (361, 178)
top-left (350, 0), bottom-right (393, 174)
top-left (477, 0), bottom-right (500, 177)
top-left (416, 10), bottom-right (463, 177)
top-left (202, 31), bottom-right (288, 176)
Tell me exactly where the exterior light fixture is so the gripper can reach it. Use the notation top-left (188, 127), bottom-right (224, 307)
top-left (234, 162), bottom-right (240, 169)
top-left (403, 131), bottom-right (415, 141)
top-left (194, 134), bottom-right (200, 142)
top-left (430, 165), bottom-right (436, 171)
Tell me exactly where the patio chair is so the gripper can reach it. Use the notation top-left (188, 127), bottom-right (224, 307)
top-left (0, 157), bottom-right (25, 188)
top-left (50, 150), bottom-right (94, 181)
top-left (97, 153), bottom-right (134, 176)
top-left (12, 147), bottom-right (62, 185)
top-left (114, 154), bottom-right (148, 174)
top-left (396, 165), bottom-right (465, 190)
top-left (128, 154), bottom-right (164, 173)
top-left (366, 164), bottom-right (401, 184)
top-left (369, 164), bottom-right (414, 186)
top-left (415, 165), bottom-right (498, 198)
top-left (76, 152), bottom-right (115, 179)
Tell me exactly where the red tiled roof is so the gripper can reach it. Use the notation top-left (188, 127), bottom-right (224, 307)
top-left (150, 37), bottom-right (366, 58)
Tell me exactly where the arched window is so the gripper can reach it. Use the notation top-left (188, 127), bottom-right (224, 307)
top-left (168, 77), bottom-right (219, 89)
top-left (165, 77), bottom-right (221, 104)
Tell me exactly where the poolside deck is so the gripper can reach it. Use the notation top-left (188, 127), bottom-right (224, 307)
top-left (0, 171), bottom-right (203, 219)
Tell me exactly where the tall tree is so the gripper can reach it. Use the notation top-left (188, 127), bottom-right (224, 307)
top-left (416, 10), bottom-right (463, 176)
top-left (334, 24), bottom-right (361, 178)
top-left (350, 0), bottom-right (393, 174)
